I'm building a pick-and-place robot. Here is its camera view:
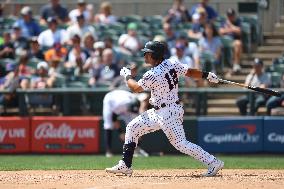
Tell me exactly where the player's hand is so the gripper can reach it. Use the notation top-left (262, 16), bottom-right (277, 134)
top-left (120, 67), bottom-right (131, 78)
top-left (207, 72), bottom-right (219, 83)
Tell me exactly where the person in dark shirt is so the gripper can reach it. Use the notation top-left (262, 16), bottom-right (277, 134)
top-left (219, 8), bottom-right (242, 74)
top-left (12, 23), bottom-right (29, 54)
top-left (40, 0), bottom-right (69, 25)
top-left (190, 0), bottom-right (218, 22)
top-left (28, 37), bottom-right (45, 60)
top-left (164, 0), bottom-right (191, 24)
top-left (0, 32), bottom-right (15, 59)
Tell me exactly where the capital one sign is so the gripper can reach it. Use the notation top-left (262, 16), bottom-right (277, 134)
top-left (31, 117), bottom-right (100, 153)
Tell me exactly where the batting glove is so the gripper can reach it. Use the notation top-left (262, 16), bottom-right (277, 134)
top-left (207, 72), bottom-right (219, 83)
top-left (120, 67), bottom-right (131, 79)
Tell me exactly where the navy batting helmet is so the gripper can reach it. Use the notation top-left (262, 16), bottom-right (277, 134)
top-left (141, 41), bottom-right (165, 60)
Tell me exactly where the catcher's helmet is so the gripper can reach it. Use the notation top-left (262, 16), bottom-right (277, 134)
top-left (141, 41), bottom-right (165, 60)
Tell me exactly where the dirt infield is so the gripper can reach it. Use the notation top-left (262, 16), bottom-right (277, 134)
top-left (0, 169), bottom-right (283, 189)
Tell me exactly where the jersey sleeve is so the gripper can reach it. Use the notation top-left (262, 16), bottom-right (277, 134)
top-left (137, 71), bottom-right (155, 90)
top-left (173, 60), bottom-right (189, 77)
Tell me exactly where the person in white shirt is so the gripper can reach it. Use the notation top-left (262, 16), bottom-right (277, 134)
top-left (69, 0), bottom-right (94, 24)
top-left (37, 17), bottom-right (67, 48)
top-left (94, 1), bottom-right (117, 25)
top-left (66, 14), bottom-right (97, 44)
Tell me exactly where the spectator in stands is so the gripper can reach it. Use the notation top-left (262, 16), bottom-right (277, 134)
top-left (69, 0), bottom-right (94, 24)
top-left (65, 35), bottom-right (87, 69)
top-left (170, 42), bottom-right (194, 68)
top-left (164, 0), bottom-right (191, 24)
top-left (40, 0), bottom-right (69, 25)
top-left (11, 23), bottom-right (29, 56)
top-left (28, 37), bottom-right (45, 60)
top-left (82, 32), bottom-right (96, 58)
top-left (118, 22), bottom-right (142, 55)
top-left (44, 42), bottom-right (67, 64)
top-left (84, 41), bottom-right (105, 73)
top-left (190, 0), bottom-right (218, 22)
top-left (188, 11), bottom-right (206, 41)
top-left (66, 14), bottom-right (96, 45)
top-left (0, 62), bottom-right (19, 113)
top-left (236, 58), bottom-right (271, 115)
top-left (219, 8), bottom-right (242, 74)
top-left (89, 48), bottom-right (120, 87)
top-left (163, 22), bottom-right (178, 50)
top-left (37, 17), bottom-right (67, 48)
top-left (28, 61), bottom-right (55, 108)
top-left (95, 1), bottom-right (117, 25)
top-left (15, 6), bottom-right (41, 38)
top-left (266, 73), bottom-right (284, 115)
top-left (0, 32), bottom-right (15, 59)
top-left (198, 22), bottom-right (222, 73)
top-left (17, 50), bottom-right (35, 90)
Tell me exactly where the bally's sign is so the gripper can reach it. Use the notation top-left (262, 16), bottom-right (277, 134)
top-left (198, 117), bottom-right (263, 153)
top-left (264, 117), bottom-right (284, 152)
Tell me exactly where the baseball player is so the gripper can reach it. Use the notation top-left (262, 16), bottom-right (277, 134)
top-left (105, 41), bottom-right (224, 176)
top-left (103, 89), bottom-right (148, 157)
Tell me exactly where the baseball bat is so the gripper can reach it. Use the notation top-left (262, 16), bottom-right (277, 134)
top-left (218, 78), bottom-right (282, 97)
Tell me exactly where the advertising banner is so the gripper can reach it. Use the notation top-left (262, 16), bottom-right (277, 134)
top-left (263, 117), bottom-right (284, 152)
top-left (198, 117), bottom-right (263, 153)
top-left (31, 117), bottom-right (100, 153)
top-left (0, 117), bottom-right (30, 153)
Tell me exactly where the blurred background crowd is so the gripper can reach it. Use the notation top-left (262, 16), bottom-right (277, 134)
top-left (0, 0), bottom-right (284, 116)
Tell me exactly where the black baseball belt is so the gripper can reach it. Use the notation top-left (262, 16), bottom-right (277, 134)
top-left (153, 100), bottom-right (180, 110)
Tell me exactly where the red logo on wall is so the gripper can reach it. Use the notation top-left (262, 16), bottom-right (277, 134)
top-left (31, 117), bottom-right (100, 153)
top-left (0, 117), bottom-right (30, 153)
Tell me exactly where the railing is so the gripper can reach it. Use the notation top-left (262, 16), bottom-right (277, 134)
top-left (1, 87), bottom-right (283, 116)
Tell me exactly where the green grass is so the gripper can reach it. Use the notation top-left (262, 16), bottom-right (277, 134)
top-left (0, 155), bottom-right (283, 171)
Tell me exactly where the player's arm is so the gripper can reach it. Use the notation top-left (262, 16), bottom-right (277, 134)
top-left (185, 68), bottom-right (219, 83)
top-left (126, 77), bottom-right (144, 93)
top-left (120, 67), bottom-right (144, 93)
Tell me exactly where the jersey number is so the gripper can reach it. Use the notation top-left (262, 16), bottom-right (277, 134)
top-left (165, 69), bottom-right (178, 91)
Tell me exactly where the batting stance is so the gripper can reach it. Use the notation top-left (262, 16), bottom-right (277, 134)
top-left (106, 41), bottom-right (224, 176)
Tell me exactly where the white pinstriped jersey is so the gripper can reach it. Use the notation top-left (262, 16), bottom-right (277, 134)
top-left (138, 59), bottom-right (188, 107)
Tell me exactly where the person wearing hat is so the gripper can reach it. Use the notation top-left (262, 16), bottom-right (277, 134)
top-left (66, 14), bottom-right (96, 44)
top-left (69, 0), bottom-right (94, 24)
top-left (11, 23), bottom-right (29, 54)
top-left (236, 58), bottom-right (271, 115)
top-left (219, 8), bottom-right (242, 74)
top-left (28, 37), bottom-right (45, 60)
top-left (118, 22), bottom-right (142, 55)
top-left (40, 0), bottom-right (69, 25)
top-left (14, 6), bottom-right (41, 38)
top-left (37, 17), bottom-right (67, 47)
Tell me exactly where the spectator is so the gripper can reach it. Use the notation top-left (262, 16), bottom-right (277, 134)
top-left (190, 0), bottom-right (218, 22)
top-left (82, 32), bottom-right (96, 58)
top-left (0, 32), bottom-right (15, 59)
top-left (236, 58), bottom-right (271, 115)
top-left (40, 0), bottom-right (69, 25)
top-left (188, 10), bottom-right (207, 40)
top-left (118, 22), bottom-right (142, 55)
top-left (95, 1), bottom-right (117, 25)
top-left (11, 23), bottom-right (29, 55)
top-left (66, 14), bottom-right (96, 44)
top-left (163, 22), bottom-right (178, 50)
top-left (28, 37), bottom-right (45, 60)
top-left (198, 22), bottom-right (222, 73)
top-left (17, 51), bottom-right (35, 90)
top-left (104, 36), bottom-right (124, 67)
top-left (266, 73), bottom-right (284, 115)
top-left (37, 17), bottom-right (67, 48)
top-left (164, 0), bottom-right (190, 24)
top-left (84, 41), bottom-right (105, 73)
top-left (14, 6), bottom-right (41, 38)
top-left (89, 48), bottom-right (120, 87)
top-left (69, 0), bottom-right (94, 24)
top-left (44, 42), bottom-right (68, 64)
top-left (170, 42), bottom-right (194, 68)
top-left (0, 63), bottom-right (19, 110)
top-left (219, 8), bottom-right (242, 74)
top-left (28, 61), bottom-right (55, 108)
